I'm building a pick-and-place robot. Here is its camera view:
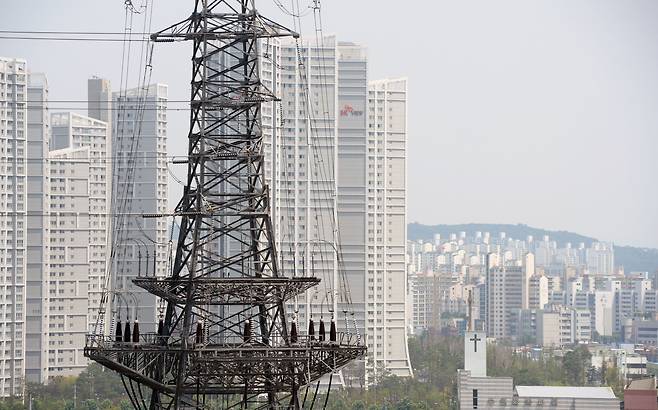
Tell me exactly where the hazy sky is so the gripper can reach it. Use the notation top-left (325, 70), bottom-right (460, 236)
top-left (2, 1), bottom-right (657, 248)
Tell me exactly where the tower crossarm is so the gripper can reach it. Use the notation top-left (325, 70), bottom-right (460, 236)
top-left (133, 277), bottom-right (320, 305)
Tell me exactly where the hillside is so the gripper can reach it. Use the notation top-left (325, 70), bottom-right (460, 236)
top-left (408, 223), bottom-right (658, 274)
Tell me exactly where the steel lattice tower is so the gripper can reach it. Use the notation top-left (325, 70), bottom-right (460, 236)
top-left (84, 0), bottom-right (365, 408)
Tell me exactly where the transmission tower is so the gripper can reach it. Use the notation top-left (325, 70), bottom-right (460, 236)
top-left (84, 0), bottom-right (366, 409)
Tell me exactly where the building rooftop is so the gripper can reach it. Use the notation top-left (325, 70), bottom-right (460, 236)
top-left (626, 377), bottom-right (656, 390)
top-left (515, 386), bottom-right (617, 400)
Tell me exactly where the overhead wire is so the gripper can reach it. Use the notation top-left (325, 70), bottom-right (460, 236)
top-left (308, 1), bottom-right (336, 313)
top-left (291, 1), bottom-right (337, 319)
top-left (290, 0), bottom-right (333, 323)
top-left (0, 30), bottom-right (152, 35)
top-left (0, 35), bottom-right (151, 42)
top-left (95, 0), bottom-right (157, 335)
top-left (294, 0), bottom-right (358, 338)
top-left (314, 1), bottom-right (355, 311)
top-left (93, 2), bottom-right (134, 336)
top-left (114, 0), bottom-right (158, 273)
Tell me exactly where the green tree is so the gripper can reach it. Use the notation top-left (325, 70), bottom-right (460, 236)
top-left (563, 346), bottom-right (592, 385)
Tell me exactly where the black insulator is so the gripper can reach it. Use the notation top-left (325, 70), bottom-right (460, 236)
top-left (308, 319), bottom-right (315, 341)
top-left (157, 319), bottom-right (164, 336)
top-left (143, 252), bottom-right (148, 277)
top-left (123, 321), bottom-right (132, 343)
top-left (132, 320), bottom-right (140, 343)
top-left (290, 321), bottom-right (298, 344)
top-left (139, 252), bottom-right (144, 277)
top-left (330, 320), bottom-right (337, 342)
top-left (243, 320), bottom-right (252, 343)
top-left (195, 322), bottom-right (204, 344)
top-left (115, 321), bottom-right (123, 342)
top-left (319, 320), bottom-right (326, 342)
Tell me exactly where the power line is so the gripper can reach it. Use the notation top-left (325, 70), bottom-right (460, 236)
top-left (0, 156), bottom-right (188, 163)
top-left (9, 100), bottom-right (188, 103)
top-left (0, 35), bottom-right (151, 42)
top-left (0, 30), bottom-right (153, 35)
top-left (0, 211), bottom-right (162, 217)
top-left (19, 106), bottom-right (189, 111)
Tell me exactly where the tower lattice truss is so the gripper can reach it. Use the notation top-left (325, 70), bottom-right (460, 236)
top-left (84, 1), bottom-right (365, 408)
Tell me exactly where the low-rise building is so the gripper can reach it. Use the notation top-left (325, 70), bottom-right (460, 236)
top-left (624, 377), bottom-right (658, 410)
top-left (457, 326), bottom-right (620, 409)
top-left (617, 350), bottom-right (648, 381)
top-left (627, 319), bottom-right (658, 345)
top-left (514, 386), bottom-right (619, 409)
top-left (527, 306), bottom-right (591, 347)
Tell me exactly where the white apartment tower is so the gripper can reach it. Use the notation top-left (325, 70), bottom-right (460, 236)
top-left (46, 147), bottom-right (92, 377)
top-left (51, 112), bottom-right (111, 334)
top-left (364, 78), bottom-right (410, 380)
top-left (0, 57), bottom-right (28, 396)
top-left (25, 73), bottom-right (50, 384)
top-left (111, 84), bottom-right (168, 332)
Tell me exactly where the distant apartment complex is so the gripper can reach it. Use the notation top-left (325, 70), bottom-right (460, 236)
top-left (407, 230), bottom-right (658, 360)
top-left (406, 230), bottom-right (658, 348)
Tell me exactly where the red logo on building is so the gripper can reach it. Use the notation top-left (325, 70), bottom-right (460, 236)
top-left (340, 104), bottom-right (364, 117)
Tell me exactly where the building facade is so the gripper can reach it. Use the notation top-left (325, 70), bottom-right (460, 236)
top-left (51, 112), bottom-right (111, 335)
top-left (46, 147), bottom-right (92, 377)
top-left (486, 264), bottom-right (524, 339)
top-left (0, 57), bottom-right (28, 396)
top-left (25, 73), bottom-right (50, 384)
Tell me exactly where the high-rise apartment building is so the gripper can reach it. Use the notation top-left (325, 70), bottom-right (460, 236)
top-left (51, 112), bottom-right (111, 333)
top-left (46, 147), bottom-right (92, 377)
top-left (111, 84), bottom-right (168, 333)
top-left (486, 264), bottom-right (525, 339)
top-left (0, 57), bottom-right (28, 396)
top-left (335, 42), bottom-right (368, 376)
top-left (25, 73), bottom-right (50, 384)
top-left (363, 77), bottom-right (410, 380)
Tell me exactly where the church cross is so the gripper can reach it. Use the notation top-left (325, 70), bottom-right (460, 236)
top-left (470, 334), bottom-right (482, 352)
